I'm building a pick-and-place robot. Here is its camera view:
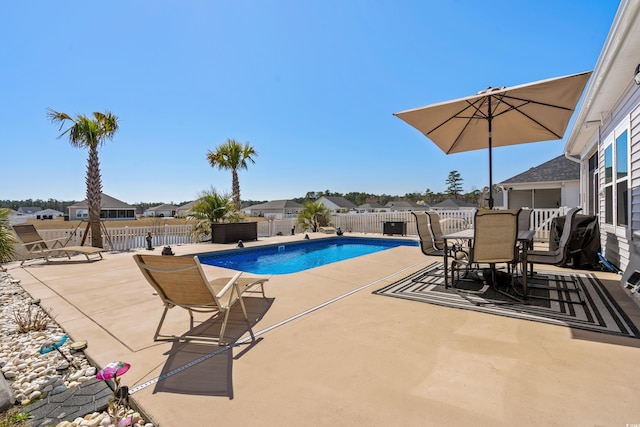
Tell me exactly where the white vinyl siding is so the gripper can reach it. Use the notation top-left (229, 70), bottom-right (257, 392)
top-left (630, 104), bottom-right (640, 235)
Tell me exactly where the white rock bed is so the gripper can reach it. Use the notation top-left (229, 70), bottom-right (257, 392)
top-left (0, 272), bottom-right (153, 427)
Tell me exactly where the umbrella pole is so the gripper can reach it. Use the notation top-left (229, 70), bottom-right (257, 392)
top-left (488, 101), bottom-right (494, 209)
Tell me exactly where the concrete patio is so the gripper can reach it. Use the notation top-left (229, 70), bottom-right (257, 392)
top-left (4, 233), bottom-right (640, 426)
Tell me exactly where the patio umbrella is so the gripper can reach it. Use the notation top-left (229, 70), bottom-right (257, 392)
top-left (393, 71), bottom-right (591, 208)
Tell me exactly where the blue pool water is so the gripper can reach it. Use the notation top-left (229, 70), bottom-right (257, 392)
top-left (198, 237), bottom-right (418, 274)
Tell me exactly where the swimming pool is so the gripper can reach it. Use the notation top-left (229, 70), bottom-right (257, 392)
top-left (198, 237), bottom-right (418, 274)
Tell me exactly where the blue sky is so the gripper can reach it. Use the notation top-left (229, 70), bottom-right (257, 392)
top-left (0, 1), bottom-right (619, 204)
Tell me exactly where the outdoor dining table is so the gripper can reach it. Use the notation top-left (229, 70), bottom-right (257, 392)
top-left (442, 228), bottom-right (536, 297)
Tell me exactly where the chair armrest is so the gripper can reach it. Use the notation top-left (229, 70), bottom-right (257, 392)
top-left (46, 237), bottom-right (68, 248)
top-left (21, 237), bottom-right (67, 248)
top-left (215, 271), bottom-right (244, 299)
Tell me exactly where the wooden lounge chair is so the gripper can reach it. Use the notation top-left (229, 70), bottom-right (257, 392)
top-left (318, 226), bottom-right (337, 234)
top-left (12, 224), bottom-right (104, 265)
top-left (134, 254), bottom-right (269, 345)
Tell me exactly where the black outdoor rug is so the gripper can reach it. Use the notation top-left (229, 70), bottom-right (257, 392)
top-left (373, 262), bottom-right (640, 339)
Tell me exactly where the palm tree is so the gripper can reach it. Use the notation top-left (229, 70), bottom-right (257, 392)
top-left (187, 188), bottom-right (240, 240)
top-left (297, 201), bottom-right (331, 232)
top-left (48, 109), bottom-right (120, 248)
top-left (206, 138), bottom-right (258, 210)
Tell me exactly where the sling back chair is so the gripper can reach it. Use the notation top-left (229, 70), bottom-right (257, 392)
top-left (450, 209), bottom-right (522, 305)
top-left (425, 211), bottom-right (447, 252)
top-left (506, 208), bottom-right (534, 277)
top-left (412, 211), bottom-right (471, 282)
top-left (134, 254), bottom-right (269, 345)
top-left (518, 208), bottom-right (533, 235)
top-left (13, 224), bottom-right (104, 265)
top-left (412, 211), bottom-right (444, 257)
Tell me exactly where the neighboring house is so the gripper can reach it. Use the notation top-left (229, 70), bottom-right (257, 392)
top-left (67, 193), bottom-right (136, 221)
top-left (317, 196), bottom-right (358, 213)
top-left (242, 200), bottom-right (304, 219)
top-left (33, 209), bottom-right (65, 219)
top-left (145, 204), bottom-right (178, 217)
top-left (17, 207), bottom-right (42, 215)
top-left (175, 201), bottom-right (196, 217)
top-left (384, 200), bottom-right (429, 212)
top-left (499, 155), bottom-right (580, 209)
top-left (563, 0), bottom-right (640, 272)
top-left (357, 203), bottom-right (387, 213)
top-left (431, 199), bottom-right (477, 210)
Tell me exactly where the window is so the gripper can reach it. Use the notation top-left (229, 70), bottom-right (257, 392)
top-left (76, 209), bottom-right (89, 218)
top-left (602, 126), bottom-right (628, 227)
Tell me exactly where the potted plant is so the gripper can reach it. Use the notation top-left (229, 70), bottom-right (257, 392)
top-left (188, 188), bottom-right (257, 244)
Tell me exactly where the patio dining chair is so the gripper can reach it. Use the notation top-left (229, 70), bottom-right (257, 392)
top-left (518, 208), bottom-right (533, 234)
top-left (425, 211), bottom-right (447, 251)
top-left (412, 211), bottom-right (443, 257)
top-left (134, 254), bottom-right (269, 345)
top-left (450, 209), bottom-right (522, 305)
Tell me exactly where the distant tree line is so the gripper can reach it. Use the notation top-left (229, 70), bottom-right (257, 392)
top-left (2, 170), bottom-right (502, 212)
top-left (2, 190), bottom-right (503, 214)
top-left (289, 188), bottom-right (494, 207)
top-left (0, 199), bottom-right (193, 214)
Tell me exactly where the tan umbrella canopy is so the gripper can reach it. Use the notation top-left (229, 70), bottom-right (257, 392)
top-left (393, 71), bottom-right (592, 208)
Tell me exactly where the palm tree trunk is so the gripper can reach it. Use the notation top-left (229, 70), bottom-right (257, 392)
top-left (232, 170), bottom-right (241, 210)
top-left (86, 147), bottom-right (104, 248)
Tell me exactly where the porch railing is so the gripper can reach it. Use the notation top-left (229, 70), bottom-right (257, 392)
top-left (12, 207), bottom-right (567, 260)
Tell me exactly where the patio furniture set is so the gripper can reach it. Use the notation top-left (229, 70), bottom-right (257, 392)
top-left (412, 208), bottom-right (586, 306)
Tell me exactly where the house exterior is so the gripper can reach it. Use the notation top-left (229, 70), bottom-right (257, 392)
top-left (242, 200), bottom-right (304, 219)
top-left (17, 207), bottom-right (42, 215)
top-left (317, 196), bottom-right (358, 213)
top-left (357, 203), bottom-right (387, 213)
top-left (67, 193), bottom-right (137, 221)
top-left (144, 204), bottom-right (178, 217)
top-left (563, 0), bottom-right (640, 272)
top-left (431, 198), bottom-right (477, 210)
top-left (175, 201), bottom-right (197, 217)
top-left (33, 209), bottom-right (65, 219)
top-left (499, 155), bottom-right (580, 209)
top-left (384, 200), bottom-right (430, 212)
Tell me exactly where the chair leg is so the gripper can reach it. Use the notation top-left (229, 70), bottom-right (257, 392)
top-left (218, 309), bottom-right (232, 346)
top-left (153, 306), bottom-right (171, 341)
top-left (450, 260), bottom-right (490, 306)
top-left (237, 297), bottom-right (256, 342)
top-left (487, 264), bottom-right (524, 304)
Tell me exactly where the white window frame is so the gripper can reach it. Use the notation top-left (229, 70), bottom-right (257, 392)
top-left (601, 118), bottom-right (630, 236)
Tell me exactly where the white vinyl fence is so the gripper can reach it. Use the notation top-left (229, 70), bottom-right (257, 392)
top-left (13, 208), bottom-right (567, 261)
top-left (331, 208), bottom-right (567, 240)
